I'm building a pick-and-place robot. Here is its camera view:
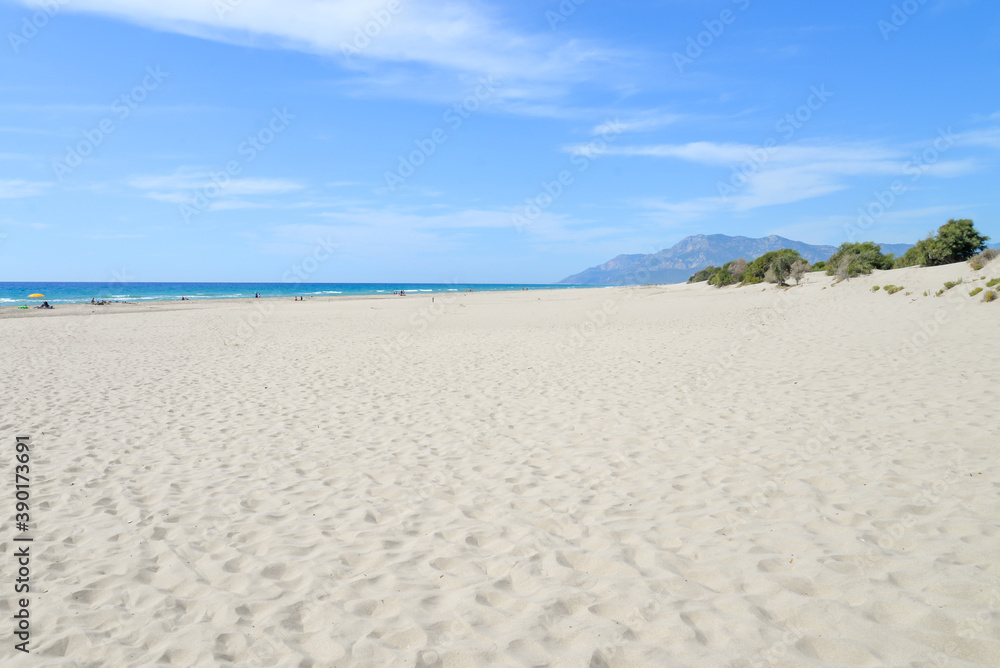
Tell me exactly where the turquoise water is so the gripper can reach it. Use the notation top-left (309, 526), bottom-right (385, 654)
top-left (0, 282), bottom-right (582, 305)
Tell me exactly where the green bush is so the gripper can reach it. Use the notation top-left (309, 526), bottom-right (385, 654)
top-left (986, 277), bottom-right (1000, 288)
top-left (688, 266), bottom-right (718, 283)
top-left (744, 249), bottom-right (804, 286)
top-left (943, 279), bottom-right (963, 291)
top-left (984, 290), bottom-right (997, 303)
top-left (871, 285), bottom-right (881, 292)
top-left (690, 258), bottom-right (750, 287)
top-left (884, 285), bottom-right (904, 295)
top-left (969, 287), bottom-right (983, 297)
top-left (825, 241), bottom-right (895, 278)
top-left (895, 219), bottom-right (989, 268)
top-left (812, 261), bottom-right (826, 271)
top-left (709, 268), bottom-right (736, 287)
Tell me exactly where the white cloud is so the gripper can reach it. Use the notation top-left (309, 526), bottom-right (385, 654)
top-left (127, 169), bottom-right (304, 206)
top-left (315, 207), bottom-right (514, 230)
top-left (16, 0), bottom-right (617, 104)
top-left (207, 200), bottom-right (273, 212)
top-left (571, 139), bottom-right (979, 214)
top-left (591, 113), bottom-right (684, 136)
top-left (0, 179), bottom-right (51, 198)
top-left (956, 127), bottom-right (1000, 150)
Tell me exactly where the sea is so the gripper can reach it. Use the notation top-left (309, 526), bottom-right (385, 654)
top-left (0, 282), bottom-right (583, 306)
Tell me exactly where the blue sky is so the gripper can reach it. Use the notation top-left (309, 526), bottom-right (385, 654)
top-left (1, 0), bottom-right (998, 283)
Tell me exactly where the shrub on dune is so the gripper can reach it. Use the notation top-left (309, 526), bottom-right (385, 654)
top-left (969, 248), bottom-right (999, 270)
top-left (745, 249), bottom-right (804, 286)
top-left (688, 266), bottom-right (719, 283)
top-left (895, 219), bottom-right (989, 268)
top-left (825, 241), bottom-right (894, 279)
top-left (790, 259), bottom-right (811, 285)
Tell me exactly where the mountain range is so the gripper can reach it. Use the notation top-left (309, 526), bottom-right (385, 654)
top-left (559, 234), bottom-right (915, 286)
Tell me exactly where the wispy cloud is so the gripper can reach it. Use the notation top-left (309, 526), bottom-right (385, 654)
top-left (0, 218), bottom-right (52, 230)
top-left (127, 168), bottom-right (304, 207)
top-left (570, 139), bottom-right (978, 214)
top-left (591, 113), bottom-right (684, 136)
top-left (0, 179), bottom-right (51, 198)
top-left (956, 126), bottom-right (1000, 150)
top-left (20, 0), bottom-right (621, 106)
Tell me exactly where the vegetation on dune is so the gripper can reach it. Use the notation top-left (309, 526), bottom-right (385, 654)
top-left (970, 248), bottom-right (1000, 270)
top-left (789, 259), bottom-right (810, 285)
top-left (748, 249), bottom-right (806, 286)
top-left (825, 241), bottom-right (894, 279)
top-left (969, 287), bottom-right (983, 297)
top-left (689, 252), bottom-right (807, 288)
top-left (894, 219), bottom-right (989, 268)
top-left (687, 266), bottom-right (719, 283)
top-left (984, 290), bottom-right (997, 303)
top-left (685, 220), bottom-right (990, 298)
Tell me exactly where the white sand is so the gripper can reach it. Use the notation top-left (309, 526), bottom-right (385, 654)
top-left (2, 261), bottom-right (999, 666)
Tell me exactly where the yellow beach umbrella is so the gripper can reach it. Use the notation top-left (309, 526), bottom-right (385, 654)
top-left (28, 293), bottom-right (45, 298)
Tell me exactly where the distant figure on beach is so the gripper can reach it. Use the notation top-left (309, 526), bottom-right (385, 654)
top-left (91, 298), bottom-right (95, 304)
top-left (35, 301), bottom-right (52, 309)
top-left (400, 290), bottom-right (406, 296)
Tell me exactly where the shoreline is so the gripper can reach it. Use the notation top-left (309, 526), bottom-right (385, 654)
top-left (0, 286), bottom-right (607, 319)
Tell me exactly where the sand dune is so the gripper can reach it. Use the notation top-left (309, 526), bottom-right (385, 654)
top-left (2, 262), bottom-right (999, 666)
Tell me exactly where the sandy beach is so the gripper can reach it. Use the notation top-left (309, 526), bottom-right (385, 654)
top-left (2, 263), bottom-right (999, 667)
